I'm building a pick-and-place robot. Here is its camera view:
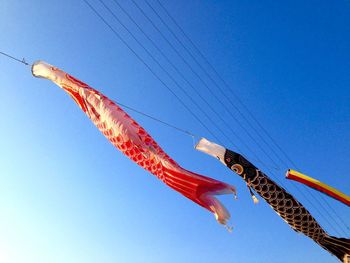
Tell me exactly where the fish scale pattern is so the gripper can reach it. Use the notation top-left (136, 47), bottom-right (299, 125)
top-left (31, 61), bottom-right (236, 225)
top-left (93, 110), bottom-right (169, 183)
top-left (222, 148), bottom-right (350, 262)
top-left (250, 174), bottom-right (326, 241)
top-left (224, 149), bottom-right (326, 242)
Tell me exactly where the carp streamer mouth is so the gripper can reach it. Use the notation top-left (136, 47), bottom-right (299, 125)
top-left (195, 138), bottom-right (226, 165)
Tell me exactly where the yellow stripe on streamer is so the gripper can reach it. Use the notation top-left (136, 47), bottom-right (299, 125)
top-left (286, 169), bottom-right (350, 207)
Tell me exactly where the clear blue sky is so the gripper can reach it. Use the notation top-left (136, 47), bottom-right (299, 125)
top-left (1, 1), bottom-right (349, 262)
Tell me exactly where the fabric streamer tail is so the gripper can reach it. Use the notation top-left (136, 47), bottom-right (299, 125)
top-left (162, 167), bottom-right (235, 226)
top-left (320, 236), bottom-right (350, 263)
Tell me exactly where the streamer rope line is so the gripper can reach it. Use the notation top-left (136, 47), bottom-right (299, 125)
top-left (1, 49), bottom-right (196, 138)
top-left (0, 51), bottom-right (29, 66)
top-left (115, 101), bottom-right (197, 138)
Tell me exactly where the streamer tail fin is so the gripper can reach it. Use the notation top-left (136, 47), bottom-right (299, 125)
top-left (321, 235), bottom-right (350, 262)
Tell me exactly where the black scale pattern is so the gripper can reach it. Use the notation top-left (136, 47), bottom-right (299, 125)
top-left (224, 149), bottom-right (326, 243)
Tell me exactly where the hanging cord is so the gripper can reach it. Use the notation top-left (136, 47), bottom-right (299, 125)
top-left (0, 49), bottom-right (196, 144)
top-left (0, 49), bottom-right (195, 139)
top-left (115, 101), bottom-right (197, 139)
top-left (0, 51), bottom-right (29, 66)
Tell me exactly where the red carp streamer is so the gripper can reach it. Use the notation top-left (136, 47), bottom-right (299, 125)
top-left (32, 61), bottom-right (236, 226)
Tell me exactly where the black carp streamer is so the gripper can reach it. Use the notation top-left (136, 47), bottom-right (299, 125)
top-left (196, 138), bottom-right (350, 262)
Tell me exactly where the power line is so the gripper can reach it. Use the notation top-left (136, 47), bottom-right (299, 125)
top-left (0, 51), bottom-right (29, 66)
top-left (100, 0), bottom-right (284, 176)
top-left (146, 0), bottom-right (293, 168)
top-left (132, 0), bottom-right (348, 235)
top-left (84, 0), bottom-right (283, 175)
top-left (152, 0), bottom-right (350, 234)
top-left (121, 0), bottom-right (324, 217)
top-left (87, 1), bottom-right (288, 178)
top-left (94, 0), bottom-right (249, 154)
top-left (102, 0), bottom-right (282, 171)
top-left (2, 1), bottom-right (346, 235)
top-left (83, 0), bottom-right (346, 235)
top-left (132, 0), bottom-right (346, 235)
top-left (132, 0), bottom-right (288, 171)
top-left (82, 0), bottom-right (222, 146)
top-left (110, 0), bottom-right (279, 171)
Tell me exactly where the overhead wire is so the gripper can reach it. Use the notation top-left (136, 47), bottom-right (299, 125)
top-left (132, 0), bottom-right (339, 236)
top-left (100, 0), bottom-right (292, 173)
top-left (96, 0), bottom-right (237, 145)
top-left (131, 0), bottom-right (346, 235)
top-left (120, 0), bottom-right (318, 213)
top-left (150, 0), bottom-right (286, 167)
top-left (1, 1), bottom-right (346, 235)
top-left (0, 51), bottom-right (29, 66)
top-left (82, 0), bottom-right (346, 235)
top-left (95, 0), bottom-right (250, 153)
top-left (82, 0), bottom-right (226, 150)
top-left (107, 0), bottom-right (347, 235)
top-left (85, 0), bottom-right (289, 175)
top-left (90, 0), bottom-right (344, 235)
top-left (153, 0), bottom-right (350, 233)
top-left (150, 0), bottom-right (350, 234)
top-left (131, 0), bottom-right (288, 172)
top-left (109, 0), bottom-right (279, 171)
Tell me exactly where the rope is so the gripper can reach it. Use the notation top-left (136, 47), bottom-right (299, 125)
top-left (0, 51), bottom-right (199, 143)
top-left (0, 51), bottom-right (29, 66)
top-left (116, 101), bottom-right (197, 138)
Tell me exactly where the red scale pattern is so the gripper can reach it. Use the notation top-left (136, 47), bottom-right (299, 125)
top-left (43, 64), bottom-right (235, 225)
